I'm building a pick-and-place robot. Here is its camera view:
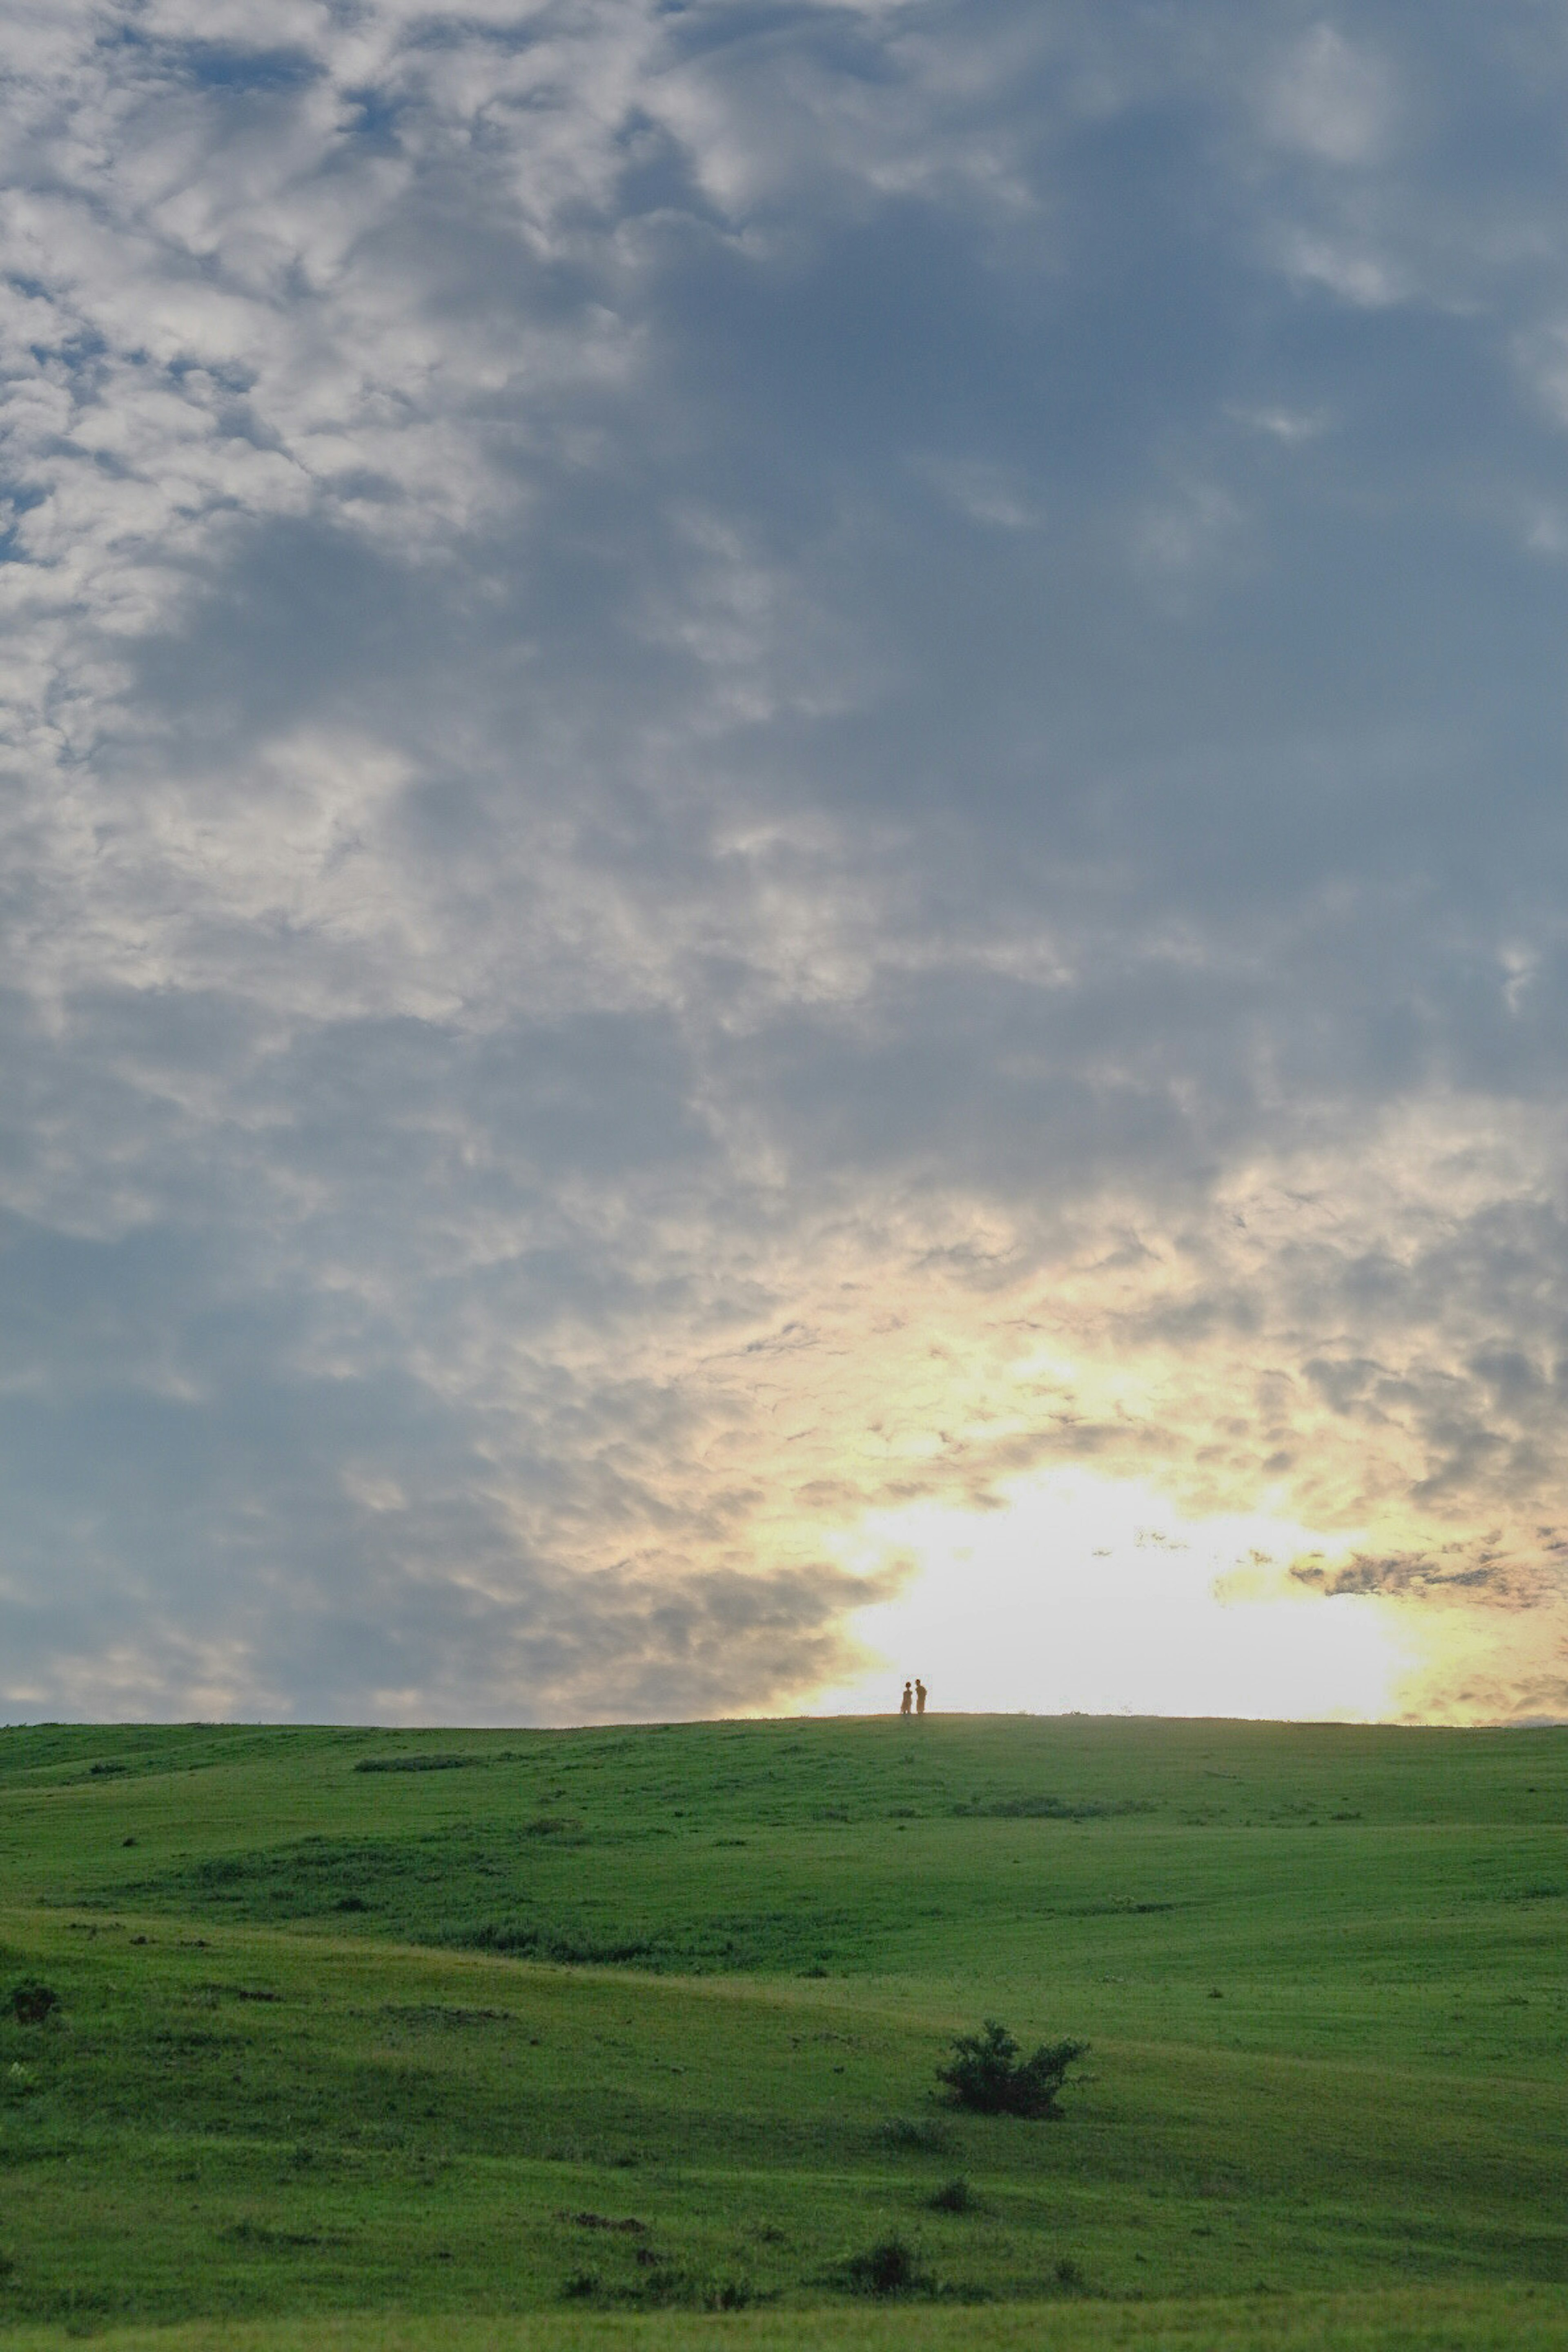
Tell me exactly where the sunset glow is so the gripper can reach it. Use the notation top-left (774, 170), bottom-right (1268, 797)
top-left (814, 1472), bottom-right (1422, 1723)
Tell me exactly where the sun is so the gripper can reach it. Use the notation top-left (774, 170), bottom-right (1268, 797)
top-left (808, 1467), bottom-right (1427, 1721)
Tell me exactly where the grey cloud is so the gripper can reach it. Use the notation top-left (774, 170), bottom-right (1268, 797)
top-left (4, 1), bottom-right (1568, 1719)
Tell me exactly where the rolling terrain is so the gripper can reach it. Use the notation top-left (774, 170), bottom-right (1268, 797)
top-left (0, 1714), bottom-right (1563, 2348)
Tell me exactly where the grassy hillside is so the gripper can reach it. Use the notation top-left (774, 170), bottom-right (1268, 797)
top-left (0, 1715), bottom-right (1563, 2348)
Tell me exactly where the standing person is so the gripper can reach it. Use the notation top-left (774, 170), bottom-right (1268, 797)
top-left (900, 1681), bottom-right (913, 1716)
top-left (915, 1678), bottom-right (927, 1716)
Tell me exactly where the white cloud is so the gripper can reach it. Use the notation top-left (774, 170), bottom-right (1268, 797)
top-left (1277, 228), bottom-right (1404, 307)
top-left (1227, 402), bottom-right (1331, 443)
top-left (913, 453), bottom-right (1047, 530)
top-left (1265, 25), bottom-right (1395, 167)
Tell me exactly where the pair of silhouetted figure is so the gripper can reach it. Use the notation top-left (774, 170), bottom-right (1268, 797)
top-left (899, 1679), bottom-right (928, 1717)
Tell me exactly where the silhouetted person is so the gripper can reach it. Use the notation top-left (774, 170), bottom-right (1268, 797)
top-left (915, 1678), bottom-right (927, 1715)
top-left (900, 1681), bottom-right (913, 1716)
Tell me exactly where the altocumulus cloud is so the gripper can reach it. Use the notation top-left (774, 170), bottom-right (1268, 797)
top-left (2, 0), bottom-right (1568, 1722)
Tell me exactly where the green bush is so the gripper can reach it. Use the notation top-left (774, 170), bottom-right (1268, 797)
top-left (929, 2176), bottom-right (972, 2213)
top-left (9, 1980), bottom-right (59, 2026)
top-left (936, 2019), bottom-right (1086, 2117)
top-left (842, 2234), bottom-right (923, 2296)
top-left (706, 2278), bottom-right (756, 2310)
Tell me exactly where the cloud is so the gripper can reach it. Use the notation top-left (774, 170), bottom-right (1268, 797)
top-left (2, 1), bottom-right (1568, 1722)
top-left (1264, 26), bottom-right (1394, 168)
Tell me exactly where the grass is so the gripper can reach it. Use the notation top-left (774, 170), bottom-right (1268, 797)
top-left (0, 1713), bottom-right (1562, 2346)
top-left (0, 2290), bottom-right (1562, 2350)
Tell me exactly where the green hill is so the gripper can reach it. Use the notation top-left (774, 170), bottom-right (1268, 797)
top-left (0, 1715), bottom-right (1563, 2348)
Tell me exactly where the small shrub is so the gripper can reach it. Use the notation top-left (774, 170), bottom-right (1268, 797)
top-left (458, 1920), bottom-right (657, 1966)
top-left (1055, 2256), bottom-right (1085, 2290)
top-left (707, 2278), bottom-right (755, 2310)
top-left (929, 2176), bottom-right (971, 2214)
top-left (843, 2235), bottom-right (923, 2296)
top-left (9, 1982), bottom-right (58, 2027)
top-left (561, 2270), bottom-right (599, 2300)
top-left (936, 2019), bottom-right (1087, 2118)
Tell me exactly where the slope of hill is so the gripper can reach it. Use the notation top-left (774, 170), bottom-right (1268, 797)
top-left (0, 1715), bottom-right (1562, 2347)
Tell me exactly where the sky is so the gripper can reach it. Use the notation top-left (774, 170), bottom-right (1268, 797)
top-left (2, 0), bottom-right (1568, 1728)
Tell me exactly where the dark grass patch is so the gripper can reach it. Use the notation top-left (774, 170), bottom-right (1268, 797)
top-left (94, 1827), bottom-right (865, 1971)
top-left (455, 1909), bottom-right (851, 1971)
top-left (9, 1982), bottom-right (59, 2025)
top-left (382, 2003), bottom-right (511, 2027)
top-left (1078, 1899), bottom-right (1180, 1917)
top-left (951, 1795), bottom-right (1155, 1820)
top-left (838, 2234), bottom-right (929, 2296)
top-left (705, 2278), bottom-right (759, 2311)
top-left (874, 2117), bottom-right (952, 2155)
top-left (223, 2220), bottom-right (327, 2250)
top-left (351, 1744), bottom-right (540, 1775)
top-left (460, 1921), bottom-right (661, 1966)
top-left (559, 2257), bottom-right (761, 2313)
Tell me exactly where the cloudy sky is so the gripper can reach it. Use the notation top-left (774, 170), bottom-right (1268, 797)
top-left (3, 0), bottom-right (1568, 1726)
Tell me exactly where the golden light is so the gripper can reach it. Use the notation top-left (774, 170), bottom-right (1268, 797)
top-left (810, 1468), bottom-right (1430, 1721)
